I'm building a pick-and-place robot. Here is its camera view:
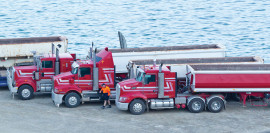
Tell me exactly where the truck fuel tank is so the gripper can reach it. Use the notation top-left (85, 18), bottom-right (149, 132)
top-left (150, 98), bottom-right (174, 109)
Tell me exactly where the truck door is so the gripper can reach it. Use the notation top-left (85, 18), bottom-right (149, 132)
top-left (41, 60), bottom-right (54, 79)
top-left (143, 73), bottom-right (158, 98)
top-left (78, 67), bottom-right (91, 91)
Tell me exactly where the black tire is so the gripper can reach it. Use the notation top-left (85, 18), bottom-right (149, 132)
top-left (207, 97), bottom-right (224, 113)
top-left (129, 99), bottom-right (146, 115)
top-left (18, 85), bottom-right (34, 100)
top-left (188, 98), bottom-right (205, 113)
top-left (64, 92), bottom-right (81, 108)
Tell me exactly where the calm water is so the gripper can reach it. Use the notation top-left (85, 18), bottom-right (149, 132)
top-left (0, 0), bottom-right (270, 62)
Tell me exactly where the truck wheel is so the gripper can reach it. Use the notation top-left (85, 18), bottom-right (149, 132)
top-left (18, 85), bottom-right (34, 100)
top-left (64, 92), bottom-right (81, 108)
top-left (208, 97), bottom-right (224, 113)
top-left (188, 98), bottom-right (205, 113)
top-left (129, 99), bottom-right (146, 115)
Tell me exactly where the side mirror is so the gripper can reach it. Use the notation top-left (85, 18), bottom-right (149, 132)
top-left (41, 72), bottom-right (44, 77)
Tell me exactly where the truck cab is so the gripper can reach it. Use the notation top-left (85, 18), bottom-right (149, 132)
top-left (7, 49), bottom-right (75, 100)
top-left (116, 65), bottom-right (177, 114)
top-left (52, 48), bottom-right (115, 108)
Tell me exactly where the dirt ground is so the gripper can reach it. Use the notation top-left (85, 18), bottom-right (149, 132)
top-left (0, 87), bottom-right (270, 133)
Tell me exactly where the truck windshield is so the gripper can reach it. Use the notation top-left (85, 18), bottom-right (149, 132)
top-left (136, 72), bottom-right (144, 82)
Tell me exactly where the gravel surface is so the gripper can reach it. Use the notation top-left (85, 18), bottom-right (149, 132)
top-left (0, 87), bottom-right (270, 133)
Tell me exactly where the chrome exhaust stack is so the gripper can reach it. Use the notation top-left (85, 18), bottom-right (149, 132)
top-left (55, 48), bottom-right (60, 75)
top-left (158, 63), bottom-right (165, 98)
top-left (93, 48), bottom-right (99, 91)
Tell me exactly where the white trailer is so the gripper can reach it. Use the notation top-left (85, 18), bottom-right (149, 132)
top-left (109, 44), bottom-right (226, 74)
top-left (0, 36), bottom-right (68, 67)
top-left (0, 36), bottom-right (68, 87)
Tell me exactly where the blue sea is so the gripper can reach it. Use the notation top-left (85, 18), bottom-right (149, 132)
top-left (0, 0), bottom-right (269, 62)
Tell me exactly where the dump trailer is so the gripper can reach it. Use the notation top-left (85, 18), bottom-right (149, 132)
top-left (116, 64), bottom-right (270, 115)
top-left (0, 36), bottom-right (68, 87)
top-left (127, 56), bottom-right (263, 79)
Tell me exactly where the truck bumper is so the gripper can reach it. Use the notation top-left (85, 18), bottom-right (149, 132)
top-left (7, 71), bottom-right (17, 94)
top-left (52, 91), bottom-right (64, 107)
top-left (116, 101), bottom-right (129, 111)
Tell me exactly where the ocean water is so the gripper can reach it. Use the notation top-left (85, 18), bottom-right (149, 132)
top-left (0, 0), bottom-right (270, 62)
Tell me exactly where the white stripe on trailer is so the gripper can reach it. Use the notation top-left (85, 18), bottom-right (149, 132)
top-left (195, 71), bottom-right (270, 74)
top-left (193, 88), bottom-right (270, 92)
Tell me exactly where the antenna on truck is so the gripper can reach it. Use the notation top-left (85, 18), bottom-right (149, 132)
top-left (118, 31), bottom-right (127, 49)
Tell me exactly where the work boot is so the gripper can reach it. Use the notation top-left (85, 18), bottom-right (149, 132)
top-left (107, 105), bottom-right (111, 108)
top-left (101, 106), bottom-right (105, 109)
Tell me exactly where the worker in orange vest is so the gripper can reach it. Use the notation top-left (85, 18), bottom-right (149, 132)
top-left (100, 83), bottom-right (111, 109)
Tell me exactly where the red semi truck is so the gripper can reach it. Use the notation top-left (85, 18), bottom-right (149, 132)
top-left (52, 47), bottom-right (115, 107)
top-left (116, 64), bottom-right (270, 115)
top-left (7, 47), bottom-right (76, 100)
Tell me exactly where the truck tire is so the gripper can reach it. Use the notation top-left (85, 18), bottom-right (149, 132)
top-left (129, 99), bottom-right (146, 115)
top-left (18, 85), bottom-right (34, 100)
top-left (188, 98), bottom-right (205, 113)
top-left (207, 97), bottom-right (224, 113)
top-left (64, 92), bottom-right (81, 108)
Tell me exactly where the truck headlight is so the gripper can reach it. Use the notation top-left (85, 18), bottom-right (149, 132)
top-left (119, 97), bottom-right (128, 102)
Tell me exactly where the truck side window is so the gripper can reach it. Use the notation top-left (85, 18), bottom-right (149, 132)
top-left (42, 61), bottom-right (53, 68)
top-left (145, 74), bottom-right (156, 84)
top-left (80, 67), bottom-right (91, 77)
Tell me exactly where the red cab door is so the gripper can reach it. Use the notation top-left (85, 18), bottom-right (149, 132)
top-left (142, 73), bottom-right (158, 98)
top-left (41, 59), bottom-right (55, 79)
top-left (77, 67), bottom-right (92, 91)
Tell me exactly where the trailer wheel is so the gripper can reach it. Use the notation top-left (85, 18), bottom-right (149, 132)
top-left (18, 85), bottom-right (34, 100)
top-left (188, 98), bottom-right (205, 113)
top-left (129, 99), bottom-right (146, 115)
top-left (208, 97), bottom-right (224, 113)
top-left (64, 92), bottom-right (81, 108)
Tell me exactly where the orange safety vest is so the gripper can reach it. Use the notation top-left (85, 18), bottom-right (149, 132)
top-left (101, 86), bottom-right (110, 96)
